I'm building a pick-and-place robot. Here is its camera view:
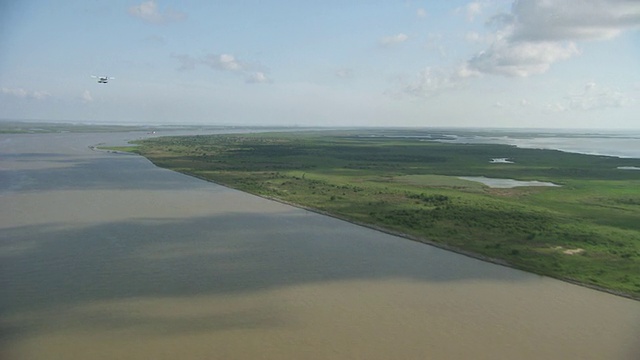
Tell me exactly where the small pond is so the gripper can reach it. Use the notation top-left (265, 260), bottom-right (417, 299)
top-left (458, 176), bottom-right (560, 188)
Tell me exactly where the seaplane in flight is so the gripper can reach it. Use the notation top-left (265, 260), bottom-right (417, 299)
top-left (91, 75), bottom-right (114, 84)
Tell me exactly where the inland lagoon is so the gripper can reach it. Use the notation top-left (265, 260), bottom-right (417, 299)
top-left (457, 176), bottom-right (560, 188)
top-left (1, 129), bottom-right (639, 360)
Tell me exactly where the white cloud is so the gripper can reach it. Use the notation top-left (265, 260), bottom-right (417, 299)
top-left (203, 54), bottom-right (245, 71)
top-left (379, 33), bottom-right (409, 46)
top-left (543, 82), bottom-right (634, 113)
top-left (1, 87), bottom-right (50, 99)
top-left (172, 53), bottom-right (271, 84)
top-left (399, 67), bottom-right (467, 98)
top-left (566, 82), bottom-right (633, 110)
top-left (128, 0), bottom-right (186, 25)
top-left (246, 72), bottom-right (272, 84)
top-left (416, 8), bottom-right (428, 19)
top-left (467, 40), bottom-right (580, 77)
top-left (464, 0), bottom-right (640, 77)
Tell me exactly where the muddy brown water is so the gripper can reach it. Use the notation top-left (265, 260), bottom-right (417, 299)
top-left (1, 132), bottom-right (639, 359)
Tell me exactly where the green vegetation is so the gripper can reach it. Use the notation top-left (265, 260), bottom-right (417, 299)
top-left (124, 130), bottom-right (640, 299)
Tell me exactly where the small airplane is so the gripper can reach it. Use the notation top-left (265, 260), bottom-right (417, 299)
top-left (91, 75), bottom-right (114, 84)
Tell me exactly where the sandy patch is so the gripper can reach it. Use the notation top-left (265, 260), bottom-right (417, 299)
top-left (562, 248), bottom-right (585, 255)
top-left (551, 247), bottom-right (585, 255)
top-left (490, 158), bottom-right (514, 163)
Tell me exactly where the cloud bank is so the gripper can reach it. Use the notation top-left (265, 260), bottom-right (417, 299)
top-left (465, 0), bottom-right (640, 77)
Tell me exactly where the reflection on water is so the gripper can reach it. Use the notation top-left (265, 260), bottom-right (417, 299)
top-left (1, 132), bottom-right (640, 360)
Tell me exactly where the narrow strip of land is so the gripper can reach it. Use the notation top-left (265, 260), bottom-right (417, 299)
top-left (118, 130), bottom-right (640, 299)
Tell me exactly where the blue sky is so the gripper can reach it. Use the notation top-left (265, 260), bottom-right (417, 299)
top-left (1, 0), bottom-right (639, 129)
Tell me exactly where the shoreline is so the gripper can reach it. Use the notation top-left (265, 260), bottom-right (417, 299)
top-left (438, 137), bottom-right (640, 160)
top-left (173, 167), bottom-right (640, 303)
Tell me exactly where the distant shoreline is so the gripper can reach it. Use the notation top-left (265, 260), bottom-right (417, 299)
top-left (437, 135), bottom-right (640, 159)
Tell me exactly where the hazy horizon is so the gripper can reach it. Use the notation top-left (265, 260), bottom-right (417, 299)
top-left (4, 117), bottom-right (640, 134)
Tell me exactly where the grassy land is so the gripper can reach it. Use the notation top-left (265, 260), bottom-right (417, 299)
top-left (119, 130), bottom-right (640, 299)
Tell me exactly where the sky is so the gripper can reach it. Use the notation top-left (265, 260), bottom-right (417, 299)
top-left (1, 0), bottom-right (639, 129)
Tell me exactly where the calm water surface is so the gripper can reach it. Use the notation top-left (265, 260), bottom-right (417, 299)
top-left (441, 131), bottom-right (640, 158)
top-left (1, 132), bottom-right (639, 359)
top-left (458, 176), bottom-right (560, 188)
